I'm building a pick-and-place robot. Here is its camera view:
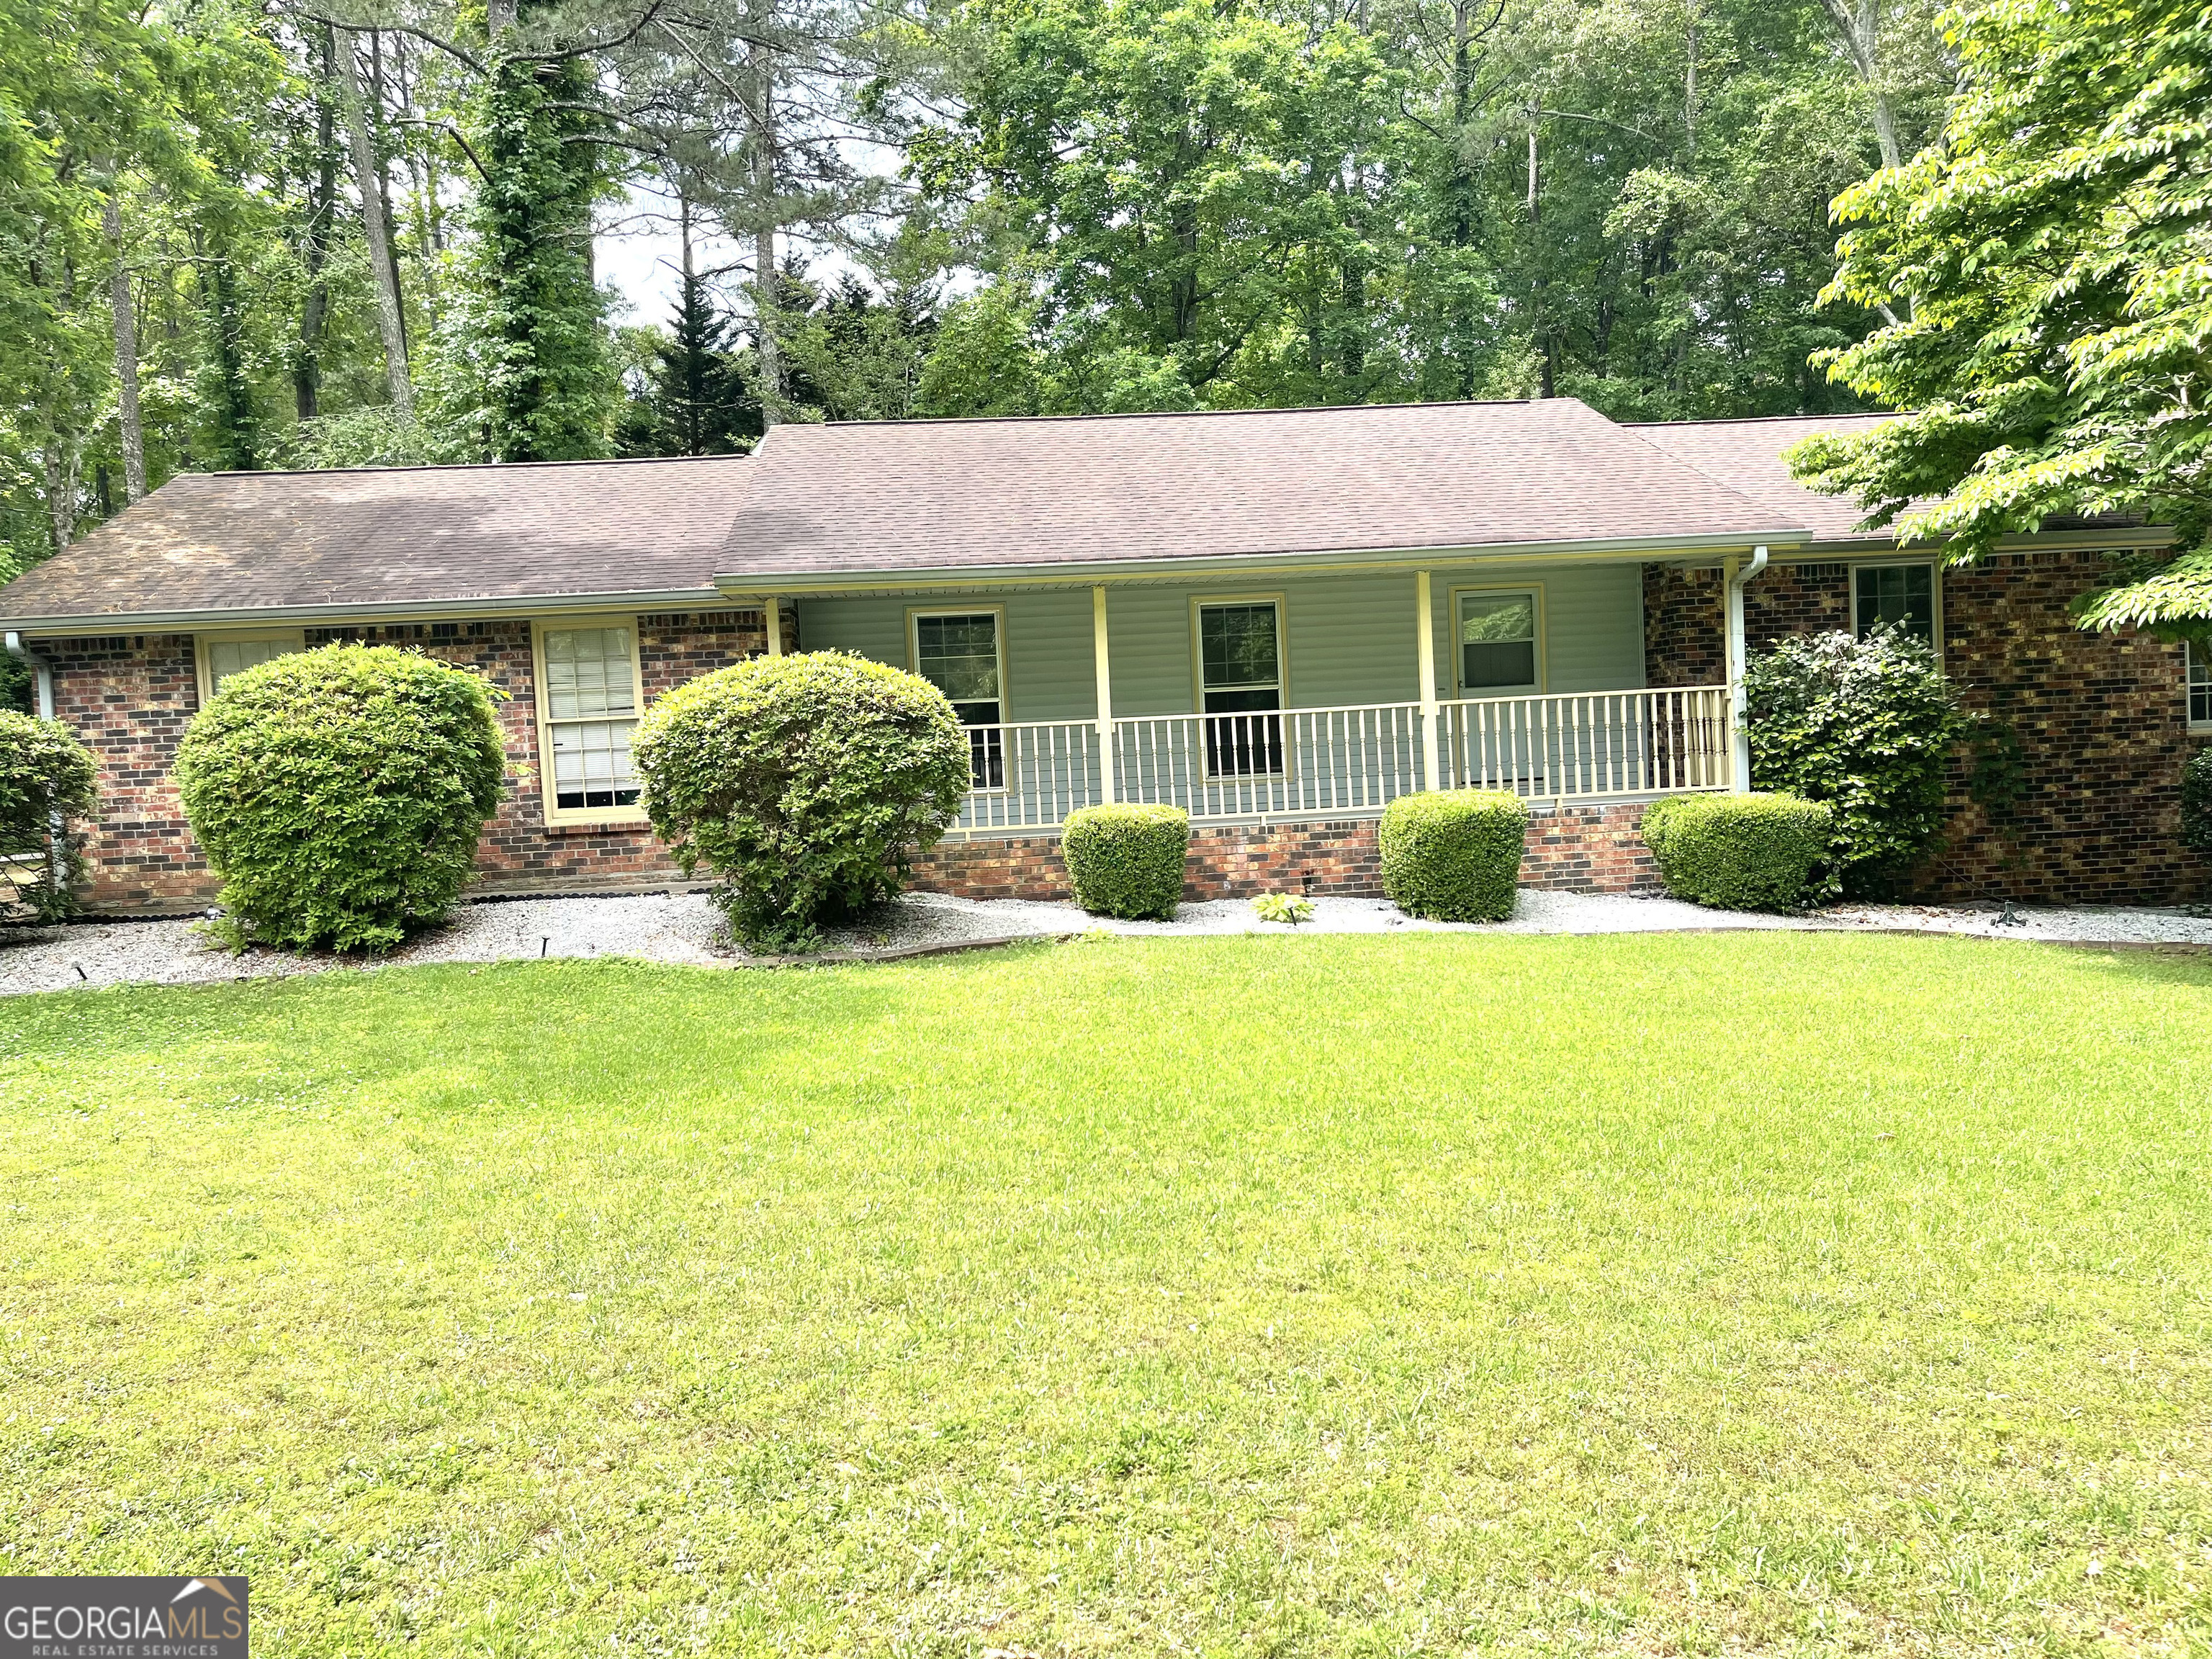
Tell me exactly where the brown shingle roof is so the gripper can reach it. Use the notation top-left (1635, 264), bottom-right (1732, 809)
top-left (1629, 413), bottom-right (1897, 544)
top-left (0, 401), bottom-right (1893, 629)
top-left (0, 454), bottom-right (749, 626)
top-left (721, 399), bottom-right (1806, 580)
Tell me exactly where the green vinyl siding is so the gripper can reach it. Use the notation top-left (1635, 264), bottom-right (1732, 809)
top-left (794, 561), bottom-right (1648, 720)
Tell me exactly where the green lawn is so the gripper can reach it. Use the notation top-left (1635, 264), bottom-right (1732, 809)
top-left (2, 934), bottom-right (2209, 1656)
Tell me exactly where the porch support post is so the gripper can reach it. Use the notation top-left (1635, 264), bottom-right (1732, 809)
top-left (1416, 570), bottom-right (1440, 792)
top-left (1722, 545), bottom-right (1768, 791)
top-left (1092, 584), bottom-right (1115, 803)
top-left (763, 598), bottom-right (783, 657)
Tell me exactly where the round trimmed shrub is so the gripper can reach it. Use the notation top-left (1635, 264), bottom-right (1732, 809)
top-left (1640, 791), bottom-right (1833, 912)
top-left (2183, 747), bottom-right (2212, 855)
top-left (0, 711), bottom-right (98, 920)
top-left (1378, 788), bottom-right (1528, 922)
top-left (1061, 804), bottom-right (1190, 920)
top-left (632, 651), bottom-right (971, 950)
top-left (174, 644), bottom-right (506, 952)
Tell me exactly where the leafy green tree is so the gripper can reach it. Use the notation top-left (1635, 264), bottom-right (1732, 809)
top-left (911, 0), bottom-right (1413, 410)
top-left (1787, 0), bottom-right (2212, 634)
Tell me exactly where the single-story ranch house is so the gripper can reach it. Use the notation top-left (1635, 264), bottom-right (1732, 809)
top-left (0, 397), bottom-right (2200, 912)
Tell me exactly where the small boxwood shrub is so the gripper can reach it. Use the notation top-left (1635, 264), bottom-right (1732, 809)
top-left (0, 711), bottom-right (98, 921)
top-left (174, 645), bottom-right (506, 952)
top-left (1061, 804), bottom-right (1190, 920)
top-left (1640, 791), bottom-right (1833, 912)
top-left (633, 652), bottom-right (972, 950)
top-left (1377, 789), bottom-right (1528, 922)
top-left (2183, 748), bottom-right (2212, 855)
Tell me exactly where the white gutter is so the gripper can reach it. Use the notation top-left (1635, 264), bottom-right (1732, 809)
top-left (1725, 545), bottom-right (1770, 792)
top-left (4, 629), bottom-right (67, 898)
top-left (0, 587), bottom-right (732, 640)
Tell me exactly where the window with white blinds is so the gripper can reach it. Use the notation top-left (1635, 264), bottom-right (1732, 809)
top-left (541, 625), bottom-right (642, 813)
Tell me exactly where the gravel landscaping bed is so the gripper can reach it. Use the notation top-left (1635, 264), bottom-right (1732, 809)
top-left (4, 884), bottom-right (2208, 996)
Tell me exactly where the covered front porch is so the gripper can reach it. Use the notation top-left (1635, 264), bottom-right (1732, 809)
top-left (750, 551), bottom-right (1765, 838)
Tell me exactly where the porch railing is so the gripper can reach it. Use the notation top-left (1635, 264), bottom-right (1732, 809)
top-left (945, 683), bottom-right (1730, 834)
top-left (1437, 685), bottom-right (1731, 797)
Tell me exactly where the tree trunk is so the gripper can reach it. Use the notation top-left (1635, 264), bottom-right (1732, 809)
top-left (102, 183), bottom-right (146, 503)
top-left (295, 23), bottom-right (338, 422)
top-left (1818, 0), bottom-right (1903, 169)
top-left (43, 437), bottom-right (76, 554)
top-left (369, 30), bottom-right (409, 362)
top-left (750, 35), bottom-right (782, 428)
top-left (338, 29), bottom-right (413, 411)
top-left (1684, 7), bottom-right (1698, 162)
top-left (1528, 104), bottom-right (1553, 399)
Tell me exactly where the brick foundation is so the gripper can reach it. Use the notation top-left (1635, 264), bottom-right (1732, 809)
top-left (911, 802), bottom-right (1660, 903)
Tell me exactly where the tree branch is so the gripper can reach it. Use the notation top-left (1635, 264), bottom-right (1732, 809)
top-left (291, 8), bottom-right (487, 76)
top-left (390, 116), bottom-right (489, 179)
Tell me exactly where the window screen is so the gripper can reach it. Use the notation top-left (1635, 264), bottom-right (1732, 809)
top-left (914, 613), bottom-right (1004, 788)
top-left (1198, 602), bottom-right (1283, 775)
top-left (1459, 593), bottom-right (1537, 690)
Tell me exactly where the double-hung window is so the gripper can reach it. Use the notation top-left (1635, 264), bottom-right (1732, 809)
top-left (1197, 599), bottom-right (1284, 776)
top-left (912, 610), bottom-right (1005, 788)
top-left (2190, 642), bottom-right (2212, 728)
top-left (1853, 562), bottom-right (1937, 643)
top-left (539, 623), bottom-right (642, 817)
top-left (1456, 591), bottom-right (1539, 692)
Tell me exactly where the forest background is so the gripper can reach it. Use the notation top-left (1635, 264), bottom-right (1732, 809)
top-left (0, 0), bottom-right (1953, 579)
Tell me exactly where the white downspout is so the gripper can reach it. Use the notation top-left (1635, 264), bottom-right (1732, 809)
top-left (4, 630), bottom-right (67, 896)
top-left (1725, 546), bottom-right (1769, 792)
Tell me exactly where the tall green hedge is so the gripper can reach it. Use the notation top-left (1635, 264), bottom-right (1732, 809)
top-left (1640, 791), bottom-right (1833, 912)
top-left (174, 645), bottom-right (507, 952)
top-left (0, 711), bottom-right (98, 921)
top-left (632, 652), bottom-right (972, 950)
top-left (1745, 629), bottom-right (1964, 899)
top-left (1061, 804), bottom-right (1190, 919)
top-left (1378, 789), bottom-right (1528, 922)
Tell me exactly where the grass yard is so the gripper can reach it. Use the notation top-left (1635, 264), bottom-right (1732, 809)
top-left (2, 932), bottom-right (2210, 1656)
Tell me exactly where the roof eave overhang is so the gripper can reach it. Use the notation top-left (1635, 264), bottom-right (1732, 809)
top-left (0, 587), bottom-right (733, 639)
top-left (711, 529), bottom-right (1814, 597)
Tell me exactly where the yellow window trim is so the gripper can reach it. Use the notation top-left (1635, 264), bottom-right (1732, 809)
top-left (531, 616), bottom-right (650, 829)
top-left (1189, 593), bottom-right (1290, 784)
top-left (193, 628), bottom-right (307, 703)
top-left (905, 603), bottom-right (1010, 720)
top-left (1447, 582), bottom-right (1547, 697)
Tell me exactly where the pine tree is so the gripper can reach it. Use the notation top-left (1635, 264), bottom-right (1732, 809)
top-left (620, 272), bottom-right (755, 455)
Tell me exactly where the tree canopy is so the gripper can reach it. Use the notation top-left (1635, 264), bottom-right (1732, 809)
top-left (1, 0), bottom-right (1965, 592)
top-left (1786, 0), bottom-right (2212, 634)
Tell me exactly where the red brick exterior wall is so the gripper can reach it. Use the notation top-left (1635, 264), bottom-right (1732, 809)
top-left (1643, 551), bottom-right (2209, 904)
top-left (48, 608), bottom-right (790, 913)
top-left (45, 633), bottom-right (205, 907)
top-left (909, 802), bottom-right (1660, 904)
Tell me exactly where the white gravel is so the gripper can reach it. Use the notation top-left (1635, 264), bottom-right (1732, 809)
top-left (3, 885), bottom-right (2207, 997)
